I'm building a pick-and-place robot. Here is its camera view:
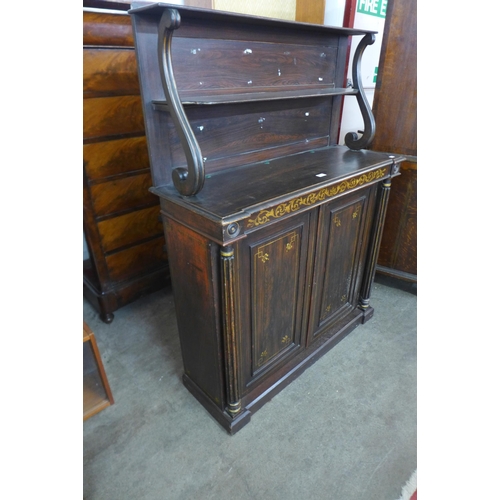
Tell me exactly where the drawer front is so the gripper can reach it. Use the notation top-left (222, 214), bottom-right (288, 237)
top-left (84, 48), bottom-right (140, 98)
top-left (83, 95), bottom-right (145, 141)
top-left (105, 237), bottom-right (167, 283)
top-left (98, 206), bottom-right (163, 254)
top-left (83, 11), bottom-right (134, 47)
top-left (309, 187), bottom-right (376, 341)
top-left (84, 136), bottom-right (150, 181)
top-left (89, 172), bottom-right (157, 217)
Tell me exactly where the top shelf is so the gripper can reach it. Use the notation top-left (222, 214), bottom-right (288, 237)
top-left (153, 86), bottom-right (358, 107)
top-left (129, 2), bottom-right (377, 37)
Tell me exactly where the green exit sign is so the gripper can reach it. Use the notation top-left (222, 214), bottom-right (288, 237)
top-left (357, 0), bottom-right (388, 18)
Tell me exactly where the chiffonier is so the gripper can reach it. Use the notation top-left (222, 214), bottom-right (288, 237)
top-left (129, 2), bottom-right (404, 434)
top-left (83, 6), bottom-right (170, 323)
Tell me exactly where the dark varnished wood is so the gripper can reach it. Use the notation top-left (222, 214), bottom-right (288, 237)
top-left (130, 3), bottom-right (375, 197)
top-left (371, 0), bottom-right (417, 282)
top-left (152, 147), bottom-right (399, 224)
top-left (154, 87), bottom-right (357, 106)
top-left (377, 160), bottom-right (417, 278)
top-left (309, 187), bottom-right (376, 341)
top-left (371, 5), bottom-right (416, 157)
top-left (238, 212), bottom-right (313, 391)
top-left (83, 7), bottom-right (169, 323)
top-left (165, 97), bottom-right (333, 174)
top-left (220, 245), bottom-right (242, 416)
top-left (130, 3), bottom-right (404, 433)
top-left (157, 8), bottom-right (205, 196)
top-left (344, 33), bottom-right (376, 150)
top-left (359, 176), bottom-right (393, 321)
top-left (163, 218), bottom-right (226, 408)
top-left (169, 37), bottom-right (339, 93)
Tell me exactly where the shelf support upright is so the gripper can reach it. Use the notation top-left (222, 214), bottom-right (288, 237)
top-left (345, 33), bottom-right (377, 150)
top-left (157, 8), bottom-right (205, 196)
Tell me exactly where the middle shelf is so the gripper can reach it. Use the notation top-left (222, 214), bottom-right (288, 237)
top-left (152, 86), bottom-right (357, 108)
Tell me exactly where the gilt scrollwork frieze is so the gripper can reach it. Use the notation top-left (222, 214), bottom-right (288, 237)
top-left (247, 168), bottom-right (387, 228)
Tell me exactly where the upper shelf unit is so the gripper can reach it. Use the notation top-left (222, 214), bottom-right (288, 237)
top-left (129, 2), bottom-right (378, 197)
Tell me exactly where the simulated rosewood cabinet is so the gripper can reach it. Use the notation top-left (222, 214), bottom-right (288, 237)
top-left (130, 2), bottom-right (404, 433)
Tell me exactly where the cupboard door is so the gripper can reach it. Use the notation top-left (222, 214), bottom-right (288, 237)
top-left (308, 187), bottom-right (376, 342)
top-left (239, 212), bottom-right (314, 390)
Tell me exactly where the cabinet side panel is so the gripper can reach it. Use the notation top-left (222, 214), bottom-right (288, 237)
top-left (163, 218), bottom-right (225, 408)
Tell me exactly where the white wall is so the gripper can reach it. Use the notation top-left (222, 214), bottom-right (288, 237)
top-left (324, 0), bottom-right (345, 27)
top-left (338, 1), bottom-right (386, 145)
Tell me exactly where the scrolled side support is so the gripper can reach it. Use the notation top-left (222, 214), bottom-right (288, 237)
top-left (158, 8), bottom-right (205, 196)
top-left (345, 33), bottom-right (377, 151)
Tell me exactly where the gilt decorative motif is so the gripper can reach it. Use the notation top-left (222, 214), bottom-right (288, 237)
top-left (247, 168), bottom-right (387, 228)
top-left (286, 234), bottom-right (297, 251)
top-left (257, 250), bottom-right (270, 263)
top-left (257, 350), bottom-right (269, 366)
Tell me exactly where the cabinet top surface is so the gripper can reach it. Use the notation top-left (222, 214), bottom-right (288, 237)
top-left (129, 2), bottom-right (376, 37)
top-left (152, 146), bottom-right (403, 220)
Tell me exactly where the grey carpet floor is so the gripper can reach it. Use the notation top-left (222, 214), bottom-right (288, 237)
top-left (83, 276), bottom-right (416, 500)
